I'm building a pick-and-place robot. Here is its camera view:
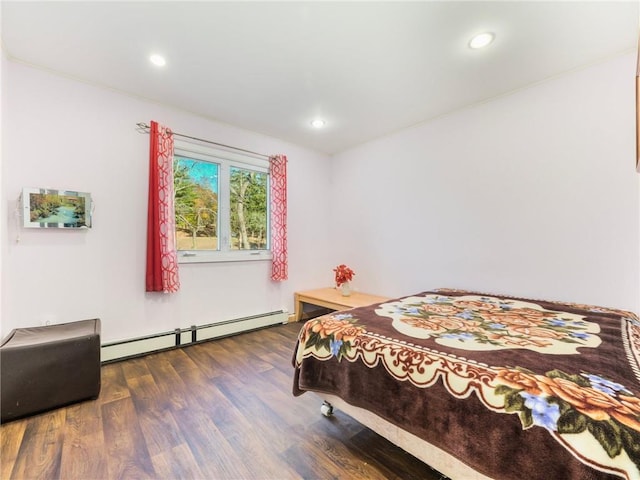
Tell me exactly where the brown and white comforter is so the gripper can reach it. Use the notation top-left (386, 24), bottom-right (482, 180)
top-left (293, 289), bottom-right (640, 480)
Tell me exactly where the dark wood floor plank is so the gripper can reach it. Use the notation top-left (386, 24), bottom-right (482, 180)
top-left (102, 397), bottom-right (155, 479)
top-left (144, 351), bottom-right (194, 411)
top-left (172, 406), bottom-right (254, 479)
top-left (180, 340), bottom-right (224, 379)
top-left (225, 332), bottom-right (280, 374)
top-left (126, 373), bottom-right (186, 457)
top-left (187, 375), bottom-right (252, 437)
top-left (8, 409), bottom-right (65, 480)
top-left (59, 399), bottom-right (108, 480)
top-left (223, 423), bottom-right (303, 480)
top-left (349, 428), bottom-right (445, 480)
top-left (0, 321), bottom-right (443, 480)
top-left (281, 436), bottom-right (352, 480)
top-left (119, 356), bottom-right (152, 381)
top-left (293, 408), bottom-right (400, 480)
top-left (195, 338), bottom-right (269, 381)
top-left (0, 418), bottom-right (26, 480)
top-left (98, 361), bottom-right (131, 405)
top-left (163, 344), bottom-right (201, 375)
top-left (215, 374), bottom-right (295, 454)
top-left (150, 442), bottom-right (206, 479)
top-left (248, 367), bottom-right (321, 431)
top-left (308, 430), bottom-right (392, 480)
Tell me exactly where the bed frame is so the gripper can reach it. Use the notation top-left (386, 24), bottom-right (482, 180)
top-left (321, 394), bottom-right (493, 480)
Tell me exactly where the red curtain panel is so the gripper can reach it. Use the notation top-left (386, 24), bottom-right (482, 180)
top-left (270, 155), bottom-right (288, 281)
top-left (146, 121), bottom-right (180, 292)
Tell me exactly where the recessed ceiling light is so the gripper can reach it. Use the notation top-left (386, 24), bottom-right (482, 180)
top-left (469, 32), bottom-right (495, 49)
top-left (310, 119), bottom-right (326, 128)
top-left (149, 54), bottom-right (166, 67)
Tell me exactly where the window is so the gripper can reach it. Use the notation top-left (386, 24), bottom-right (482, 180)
top-left (174, 156), bottom-right (219, 251)
top-left (173, 141), bottom-right (270, 263)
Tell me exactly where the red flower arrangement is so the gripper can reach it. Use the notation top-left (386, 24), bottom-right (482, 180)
top-left (333, 264), bottom-right (355, 287)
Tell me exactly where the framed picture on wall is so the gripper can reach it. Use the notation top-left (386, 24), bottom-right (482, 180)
top-left (21, 187), bottom-right (92, 229)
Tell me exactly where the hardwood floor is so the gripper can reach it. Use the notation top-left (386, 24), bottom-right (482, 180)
top-left (0, 322), bottom-right (445, 480)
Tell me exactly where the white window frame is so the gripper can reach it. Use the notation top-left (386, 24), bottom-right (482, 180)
top-left (174, 140), bottom-right (271, 264)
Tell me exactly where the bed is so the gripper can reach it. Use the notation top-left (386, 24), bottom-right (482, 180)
top-left (292, 288), bottom-right (640, 480)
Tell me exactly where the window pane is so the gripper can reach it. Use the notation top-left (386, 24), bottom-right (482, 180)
top-left (174, 156), bottom-right (219, 250)
top-left (229, 166), bottom-right (268, 250)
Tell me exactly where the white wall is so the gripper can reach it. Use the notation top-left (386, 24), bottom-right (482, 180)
top-left (331, 53), bottom-right (639, 312)
top-left (3, 51), bottom-right (638, 346)
top-left (1, 60), bottom-right (332, 342)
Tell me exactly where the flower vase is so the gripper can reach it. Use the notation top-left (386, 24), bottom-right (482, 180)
top-left (340, 282), bottom-right (351, 297)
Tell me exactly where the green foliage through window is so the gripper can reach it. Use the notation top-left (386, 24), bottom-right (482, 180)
top-left (173, 154), bottom-right (269, 256)
top-left (230, 167), bottom-right (268, 250)
top-left (174, 156), bottom-right (219, 250)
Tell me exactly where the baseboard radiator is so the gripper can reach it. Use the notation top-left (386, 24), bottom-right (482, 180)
top-left (100, 310), bottom-right (288, 363)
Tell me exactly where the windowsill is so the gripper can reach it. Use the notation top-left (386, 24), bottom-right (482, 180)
top-left (177, 251), bottom-right (273, 264)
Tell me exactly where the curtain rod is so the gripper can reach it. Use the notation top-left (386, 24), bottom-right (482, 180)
top-left (136, 122), bottom-right (270, 160)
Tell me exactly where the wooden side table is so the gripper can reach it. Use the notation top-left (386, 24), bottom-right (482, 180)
top-left (294, 287), bottom-right (390, 321)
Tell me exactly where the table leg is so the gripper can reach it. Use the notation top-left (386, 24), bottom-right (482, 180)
top-left (294, 294), bottom-right (304, 321)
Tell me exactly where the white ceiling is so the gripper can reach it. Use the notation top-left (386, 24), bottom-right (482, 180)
top-left (1, 1), bottom-right (638, 154)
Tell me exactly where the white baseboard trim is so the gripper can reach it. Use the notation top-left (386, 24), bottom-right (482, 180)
top-left (100, 311), bottom-right (287, 363)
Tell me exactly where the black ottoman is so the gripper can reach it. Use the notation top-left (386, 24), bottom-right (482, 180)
top-left (1, 318), bottom-right (101, 423)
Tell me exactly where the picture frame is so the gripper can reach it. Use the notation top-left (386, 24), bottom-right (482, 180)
top-left (21, 187), bottom-right (92, 229)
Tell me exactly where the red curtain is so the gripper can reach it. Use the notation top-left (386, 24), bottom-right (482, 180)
top-left (270, 155), bottom-right (288, 281)
top-left (146, 121), bottom-right (180, 292)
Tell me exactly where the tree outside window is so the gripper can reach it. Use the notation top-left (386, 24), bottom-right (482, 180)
top-left (174, 156), bottom-right (219, 250)
top-left (173, 154), bottom-right (269, 259)
top-left (230, 166), bottom-right (268, 250)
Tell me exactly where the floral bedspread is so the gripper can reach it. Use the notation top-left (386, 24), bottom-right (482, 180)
top-left (292, 289), bottom-right (640, 480)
